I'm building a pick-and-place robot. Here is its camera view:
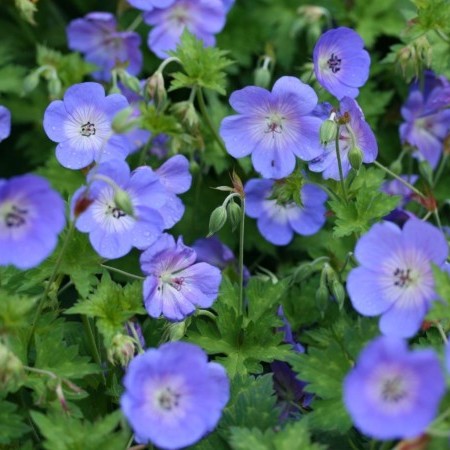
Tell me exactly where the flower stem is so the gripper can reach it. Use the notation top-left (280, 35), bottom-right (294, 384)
top-left (27, 221), bottom-right (76, 349)
top-left (127, 321), bottom-right (144, 354)
top-left (126, 14), bottom-right (142, 32)
top-left (238, 196), bottom-right (246, 316)
top-left (196, 88), bottom-right (228, 155)
top-left (373, 160), bottom-right (426, 199)
top-left (334, 127), bottom-right (348, 204)
top-left (101, 264), bottom-right (145, 281)
top-left (434, 153), bottom-right (448, 187)
top-left (436, 322), bottom-right (448, 344)
top-left (138, 136), bottom-right (154, 167)
top-left (82, 315), bottom-right (106, 384)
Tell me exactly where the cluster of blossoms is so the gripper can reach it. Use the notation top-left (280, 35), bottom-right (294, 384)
top-left (128, 0), bottom-right (234, 58)
top-left (400, 70), bottom-right (450, 169)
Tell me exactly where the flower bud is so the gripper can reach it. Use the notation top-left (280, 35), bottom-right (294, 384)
top-left (254, 56), bottom-right (272, 89)
top-left (167, 320), bottom-right (189, 341)
top-left (147, 71), bottom-right (166, 105)
top-left (320, 119), bottom-right (338, 145)
top-left (120, 72), bottom-right (142, 94)
top-left (389, 158), bottom-right (402, 175)
top-left (23, 70), bottom-right (40, 94)
top-left (227, 200), bottom-right (241, 232)
top-left (348, 146), bottom-right (363, 171)
top-left (48, 77), bottom-right (62, 99)
top-left (112, 106), bottom-right (137, 134)
top-left (107, 334), bottom-right (136, 367)
top-left (207, 205), bottom-right (227, 237)
top-left (113, 188), bottom-right (135, 217)
top-left (329, 278), bottom-right (346, 310)
top-left (418, 160), bottom-right (433, 186)
top-left (0, 344), bottom-right (24, 392)
top-left (315, 284), bottom-right (329, 317)
top-left (171, 101), bottom-right (199, 128)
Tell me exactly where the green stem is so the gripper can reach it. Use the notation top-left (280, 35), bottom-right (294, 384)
top-left (436, 322), bottom-right (448, 344)
top-left (126, 14), bottom-right (142, 32)
top-left (101, 264), bottom-right (145, 281)
top-left (238, 196), bottom-right (246, 316)
top-left (138, 136), bottom-right (154, 167)
top-left (27, 221), bottom-right (76, 348)
top-left (433, 209), bottom-right (444, 231)
top-left (196, 88), bottom-right (228, 155)
top-left (82, 316), bottom-right (106, 384)
top-left (196, 309), bottom-right (217, 321)
top-left (373, 160), bottom-right (426, 199)
top-left (334, 126), bottom-right (348, 203)
top-left (434, 153), bottom-right (448, 187)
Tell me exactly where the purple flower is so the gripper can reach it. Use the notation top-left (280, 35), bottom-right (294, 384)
top-left (382, 175), bottom-right (418, 208)
top-left (308, 97), bottom-right (378, 180)
top-left (43, 82), bottom-right (132, 170)
top-left (220, 76), bottom-right (323, 179)
top-left (347, 219), bottom-right (448, 337)
top-left (400, 71), bottom-right (450, 169)
top-left (245, 179), bottom-right (327, 246)
top-left (67, 12), bottom-right (142, 81)
top-left (155, 155), bottom-right (192, 228)
top-left (121, 341), bottom-right (229, 449)
top-left (73, 159), bottom-right (172, 259)
top-left (0, 106), bottom-right (11, 142)
top-left (313, 27), bottom-right (370, 100)
top-left (150, 134), bottom-right (170, 159)
top-left (0, 174), bottom-right (65, 269)
top-left (192, 236), bottom-right (235, 270)
top-left (142, 0), bottom-right (226, 59)
top-left (344, 336), bottom-right (445, 440)
top-left (140, 233), bottom-right (222, 321)
top-left (127, 0), bottom-right (175, 12)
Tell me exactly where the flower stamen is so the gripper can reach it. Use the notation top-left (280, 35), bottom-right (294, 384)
top-left (327, 53), bottom-right (342, 73)
top-left (4, 205), bottom-right (28, 228)
top-left (80, 121), bottom-right (96, 137)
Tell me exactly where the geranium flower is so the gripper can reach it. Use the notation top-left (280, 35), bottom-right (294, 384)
top-left (220, 76), bottom-right (323, 179)
top-left (0, 174), bottom-right (65, 269)
top-left (73, 159), bottom-right (172, 259)
top-left (347, 219), bottom-right (448, 337)
top-left (308, 97), bottom-right (378, 180)
top-left (121, 341), bottom-right (229, 449)
top-left (127, 0), bottom-right (175, 12)
top-left (344, 336), bottom-right (445, 439)
top-left (67, 12), bottom-right (142, 81)
top-left (245, 179), bottom-right (327, 245)
top-left (400, 71), bottom-right (450, 169)
top-left (141, 0), bottom-right (227, 59)
top-left (43, 82), bottom-right (132, 170)
top-left (155, 154), bottom-right (192, 228)
top-left (313, 27), bottom-right (370, 100)
top-left (140, 233), bottom-right (221, 321)
top-left (0, 105), bottom-right (11, 142)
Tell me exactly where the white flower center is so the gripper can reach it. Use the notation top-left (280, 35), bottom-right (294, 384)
top-left (265, 113), bottom-right (285, 136)
top-left (154, 386), bottom-right (181, 411)
top-left (2, 203), bottom-right (28, 229)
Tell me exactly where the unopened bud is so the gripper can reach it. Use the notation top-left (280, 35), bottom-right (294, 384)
top-left (108, 334), bottom-right (136, 367)
top-left (315, 284), bottom-right (329, 316)
top-left (0, 344), bottom-right (24, 392)
top-left (171, 101), bottom-right (199, 128)
top-left (348, 146), bottom-right (363, 171)
top-left (112, 106), bottom-right (137, 134)
top-left (207, 205), bottom-right (227, 237)
top-left (120, 72), bottom-right (142, 94)
top-left (23, 70), bottom-right (40, 94)
top-left (389, 158), bottom-right (402, 175)
top-left (48, 77), bottom-right (62, 98)
top-left (167, 320), bottom-right (189, 341)
top-left (227, 200), bottom-right (241, 232)
top-left (147, 71), bottom-right (166, 105)
top-left (293, 263), bottom-right (314, 283)
top-left (320, 119), bottom-right (338, 145)
top-left (113, 188), bottom-right (135, 217)
top-left (329, 279), bottom-right (346, 310)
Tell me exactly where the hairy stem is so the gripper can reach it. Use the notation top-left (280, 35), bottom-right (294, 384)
top-left (334, 127), bottom-right (348, 203)
top-left (101, 264), bottom-right (145, 281)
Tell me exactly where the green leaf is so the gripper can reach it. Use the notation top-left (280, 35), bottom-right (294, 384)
top-left (0, 289), bottom-right (37, 333)
top-left (426, 265), bottom-right (450, 321)
top-left (0, 399), bottom-right (30, 444)
top-left (169, 31), bottom-right (233, 94)
top-left (66, 272), bottom-right (145, 343)
top-left (31, 410), bottom-right (128, 450)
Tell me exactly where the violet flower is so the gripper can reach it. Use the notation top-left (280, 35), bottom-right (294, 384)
top-left (308, 97), bottom-right (378, 180)
top-left (400, 71), bottom-right (450, 169)
top-left (347, 219), bottom-right (448, 337)
top-left (73, 159), bottom-right (172, 259)
top-left (67, 12), bottom-right (142, 81)
top-left (43, 82), bottom-right (132, 170)
top-left (121, 341), bottom-right (229, 449)
top-left (0, 174), bottom-right (65, 269)
top-left (140, 233), bottom-right (222, 321)
top-left (127, 0), bottom-right (175, 12)
top-left (313, 27), bottom-right (370, 100)
top-left (142, 0), bottom-right (227, 59)
top-left (0, 106), bottom-right (11, 142)
top-left (220, 76), bottom-right (323, 179)
top-left (245, 179), bottom-right (327, 246)
top-left (344, 336), bottom-right (445, 440)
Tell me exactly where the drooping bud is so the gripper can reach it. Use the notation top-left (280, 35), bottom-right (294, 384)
top-left (320, 118), bottom-right (338, 145)
top-left (254, 56), bottom-right (273, 89)
top-left (227, 200), bottom-right (241, 232)
top-left (48, 76), bottom-right (62, 99)
top-left (207, 205), bottom-right (227, 237)
top-left (171, 101), bottom-right (199, 128)
top-left (167, 320), bottom-right (189, 342)
top-left (418, 160), bottom-right (433, 186)
top-left (329, 278), bottom-right (346, 310)
top-left (348, 145), bottom-right (363, 171)
top-left (113, 187), bottom-right (135, 217)
top-left (107, 334), bottom-right (136, 367)
top-left (23, 70), bottom-right (41, 94)
top-left (315, 284), bottom-right (330, 317)
top-left (120, 71), bottom-right (142, 94)
top-left (147, 71), bottom-right (166, 105)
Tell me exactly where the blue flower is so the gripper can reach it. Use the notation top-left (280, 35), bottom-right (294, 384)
top-left (220, 76), bottom-right (323, 179)
top-left (121, 341), bottom-right (229, 449)
top-left (344, 336), bottom-right (445, 439)
top-left (245, 179), bottom-right (327, 246)
top-left (43, 82), bottom-right (132, 170)
top-left (0, 174), bottom-right (65, 269)
top-left (140, 233), bottom-right (222, 321)
top-left (0, 105), bottom-right (11, 143)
